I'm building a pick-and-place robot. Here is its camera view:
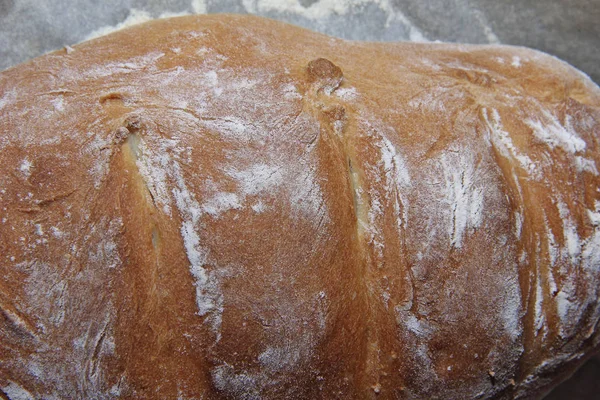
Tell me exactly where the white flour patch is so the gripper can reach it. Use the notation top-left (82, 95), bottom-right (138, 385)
top-left (135, 138), bottom-right (174, 215)
top-left (212, 364), bottom-right (260, 399)
top-left (203, 70), bottom-right (222, 96)
top-left (51, 96), bottom-right (64, 112)
top-left (15, 218), bottom-right (124, 395)
top-left (511, 56), bottom-right (521, 68)
top-left (212, 289), bottom-right (328, 397)
top-left (110, 383), bottom-right (122, 397)
top-left (87, 217), bottom-right (123, 270)
top-left (201, 117), bottom-right (250, 140)
top-left (251, 201), bottom-right (266, 213)
top-left (86, 52), bottom-right (165, 78)
top-left (546, 220), bottom-right (559, 267)
top-left (556, 286), bottom-right (575, 323)
top-left (138, 133), bottom-right (224, 338)
top-left (556, 200), bottom-right (581, 264)
top-left (224, 160), bottom-right (327, 224)
top-left (408, 86), bottom-right (456, 113)
top-left (514, 210), bottom-right (523, 238)
top-left (367, 194), bottom-right (384, 258)
top-left (582, 201), bottom-right (600, 274)
top-left (27, 361), bottom-right (44, 380)
top-left (396, 310), bottom-right (434, 339)
top-left (189, 72), bottom-right (267, 140)
top-left (1, 382), bottom-right (35, 400)
top-left (229, 163), bottom-right (284, 196)
top-left (283, 83), bottom-right (302, 100)
top-left (550, 198), bottom-right (600, 337)
top-left (526, 111), bottom-right (586, 154)
top-left (0, 89), bottom-right (16, 111)
top-left (359, 118), bottom-right (412, 264)
top-left (588, 201), bottom-right (600, 226)
top-left (500, 273), bottom-right (522, 339)
top-left (196, 46), bottom-right (210, 56)
top-left (379, 134), bottom-right (411, 229)
top-left (334, 86), bottom-right (358, 101)
top-left (482, 108), bottom-right (539, 179)
top-left (19, 158), bottom-right (33, 178)
top-left (533, 268), bottom-right (545, 333)
top-left (35, 223), bottom-right (44, 236)
top-left (82, 132), bottom-right (113, 189)
top-left (286, 167), bottom-right (328, 222)
top-left (574, 156), bottom-right (598, 175)
top-left (202, 192), bottom-right (242, 216)
top-left (171, 159), bottom-right (223, 336)
top-left (439, 150), bottom-right (484, 249)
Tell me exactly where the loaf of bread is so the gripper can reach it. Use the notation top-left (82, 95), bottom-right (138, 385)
top-left (1, 14), bottom-right (599, 399)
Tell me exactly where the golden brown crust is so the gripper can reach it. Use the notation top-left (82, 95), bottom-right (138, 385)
top-left (0, 14), bottom-right (599, 399)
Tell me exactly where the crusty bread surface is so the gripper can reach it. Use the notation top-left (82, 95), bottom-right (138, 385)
top-left (1, 14), bottom-right (600, 400)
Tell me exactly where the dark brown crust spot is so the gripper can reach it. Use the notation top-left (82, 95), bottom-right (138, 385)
top-left (322, 104), bottom-right (346, 121)
top-left (307, 58), bottom-right (344, 93)
top-left (124, 114), bottom-right (142, 132)
top-left (99, 92), bottom-right (125, 104)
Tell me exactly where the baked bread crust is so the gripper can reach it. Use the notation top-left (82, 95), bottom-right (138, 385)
top-left (0, 14), bottom-right (599, 399)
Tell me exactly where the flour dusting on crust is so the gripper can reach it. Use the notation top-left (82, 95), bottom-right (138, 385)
top-left (1, 14), bottom-right (599, 399)
top-left (526, 110), bottom-right (586, 154)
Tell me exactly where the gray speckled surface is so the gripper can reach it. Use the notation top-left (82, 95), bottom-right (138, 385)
top-left (1, 0), bottom-right (600, 84)
top-left (0, 0), bottom-right (599, 398)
